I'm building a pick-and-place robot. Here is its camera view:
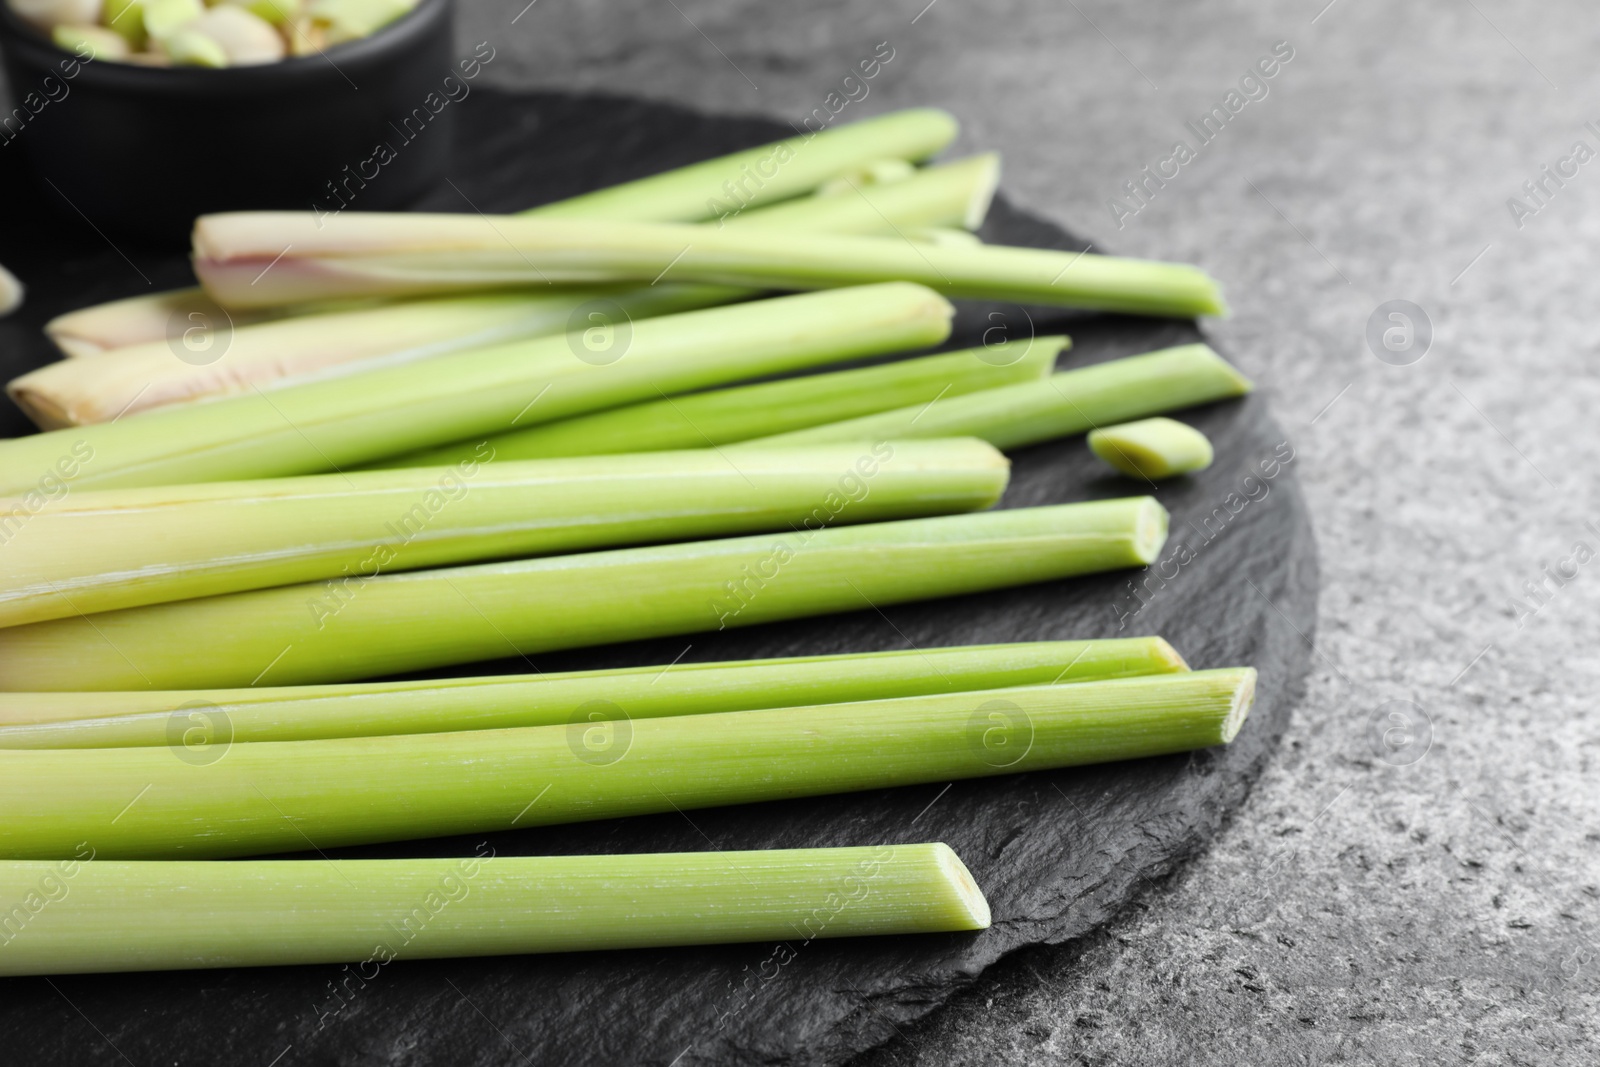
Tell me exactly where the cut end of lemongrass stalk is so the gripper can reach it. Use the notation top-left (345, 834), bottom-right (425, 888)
top-left (1218, 666), bottom-right (1258, 743)
top-left (0, 261), bottom-right (22, 318)
top-left (1130, 496), bottom-right (1170, 564)
top-left (1194, 344), bottom-right (1253, 393)
top-left (962, 152), bottom-right (1001, 230)
top-left (932, 843), bottom-right (992, 930)
top-left (1088, 417), bottom-right (1214, 480)
top-left (1149, 635), bottom-right (1191, 673)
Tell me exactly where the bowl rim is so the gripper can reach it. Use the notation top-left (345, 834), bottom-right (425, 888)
top-left (0, 0), bottom-right (455, 86)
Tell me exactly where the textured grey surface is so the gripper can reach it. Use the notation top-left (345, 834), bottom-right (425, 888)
top-left (442, 0), bottom-right (1600, 1063)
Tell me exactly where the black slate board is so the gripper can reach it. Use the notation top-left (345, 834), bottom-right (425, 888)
top-left (0, 90), bottom-right (1318, 1067)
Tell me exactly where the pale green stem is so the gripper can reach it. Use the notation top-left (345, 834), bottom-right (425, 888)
top-left (0, 844), bottom-right (988, 976)
top-left (747, 343), bottom-right (1252, 450)
top-left (192, 213), bottom-right (1227, 317)
top-left (0, 283), bottom-right (952, 496)
top-left (0, 498), bottom-right (1169, 690)
top-left (0, 440), bottom-right (1008, 628)
top-left (0, 668), bottom-right (1253, 859)
top-left (0, 637), bottom-right (1189, 747)
top-left (1088, 417), bottom-right (1214, 479)
top-left (377, 336), bottom-right (1063, 468)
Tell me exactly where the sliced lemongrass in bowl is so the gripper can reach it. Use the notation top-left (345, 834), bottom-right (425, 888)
top-left (1088, 417), bottom-right (1214, 480)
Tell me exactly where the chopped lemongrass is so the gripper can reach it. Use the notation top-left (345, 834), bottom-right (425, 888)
top-left (0, 261), bottom-right (22, 317)
top-left (191, 212), bottom-right (1228, 317)
top-left (0, 668), bottom-right (1252, 859)
top-left (0, 845), bottom-right (989, 976)
top-left (1089, 417), bottom-right (1214, 480)
top-left (747, 343), bottom-right (1252, 451)
top-left (529, 108), bottom-right (958, 223)
top-left (378, 337), bottom-right (1063, 468)
top-left (0, 440), bottom-right (1008, 628)
top-left (0, 498), bottom-right (1169, 690)
top-left (0, 283), bottom-right (953, 496)
top-left (19, 157), bottom-right (999, 427)
top-left (0, 638), bottom-right (1190, 747)
top-left (51, 23), bottom-right (132, 60)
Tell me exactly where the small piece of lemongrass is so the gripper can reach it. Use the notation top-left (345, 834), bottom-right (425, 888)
top-left (239, 0), bottom-right (298, 25)
top-left (189, 4), bottom-right (282, 62)
top-left (141, 0), bottom-right (202, 37)
top-left (100, 0), bottom-right (147, 46)
top-left (0, 263), bottom-right (23, 318)
top-left (1088, 417), bottom-right (1215, 480)
top-left (10, 0), bottom-right (103, 31)
top-left (286, 14), bottom-right (325, 54)
top-left (50, 23), bottom-right (130, 59)
top-left (162, 25), bottom-right (227, 65)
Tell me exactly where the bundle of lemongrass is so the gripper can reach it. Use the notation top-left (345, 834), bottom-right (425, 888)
top-left (0, 107), bottom-right (1261, 979)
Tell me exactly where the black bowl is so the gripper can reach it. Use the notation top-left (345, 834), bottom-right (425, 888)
top-left (0, 0), bottom-right (456, 246)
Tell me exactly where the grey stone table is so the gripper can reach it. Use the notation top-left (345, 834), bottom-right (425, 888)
top-left (450, 0), bottom-right (1599, 1063)
top-left (4, 0), bottom-right (1595, 1062)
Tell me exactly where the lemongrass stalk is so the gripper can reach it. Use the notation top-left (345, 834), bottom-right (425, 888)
top-left (379, 336), bottom-right (1063, 468)
top-left (1089, 417), bottom-right (1214, 479)
top-left (0, 284), bottom-right (952, 496)
top-left (21, 157), bottom-right (1000, 428)
top-left (0, 638), bottom-right (1189, 748)
top-left (748, 343), bottom-right (1253, 451)
top-left (0, 441), bottom-right (1008, 629)
top-left (530, 107), bottom-right (958, 223)
top-left (0, 669), bottom-right (1253, 859)
top-left (0, 844), bottom-right (988, 976)
top-left (0, 498), bottom-right (1168, 690)
top-left (192, 212), bottom-right (1227, 317)
top-left (42, 111), bottom-right (967, 357)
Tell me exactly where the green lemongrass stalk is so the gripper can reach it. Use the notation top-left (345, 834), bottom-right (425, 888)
top-left (20, 156), bottom-right (1000, 428)
top-left (748, 343), bottom-right (1253, 451)
top-left (0, 638), bottom-right (1189, 747)
top-left (0, 669), bottom-right (1253, 859)
top-left (0, 284), bottom-right (952, 496)
top-left (379, 336), bottom-right (1063, 468)
top-left (0, 498), bottom-right (1169, 690)
top-left (0, 844), bottom-right (988, 976)
top-left (1089, 417), bottom-right (1214, 479)
top-left (0, 441), bottom-right (1008, 629)
top-left (530, 107), bottom-right (958, 222)
top-left (192, 212), bottom-right (1226, 317)
top-left (42, 110), bottom-right (965, 357)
